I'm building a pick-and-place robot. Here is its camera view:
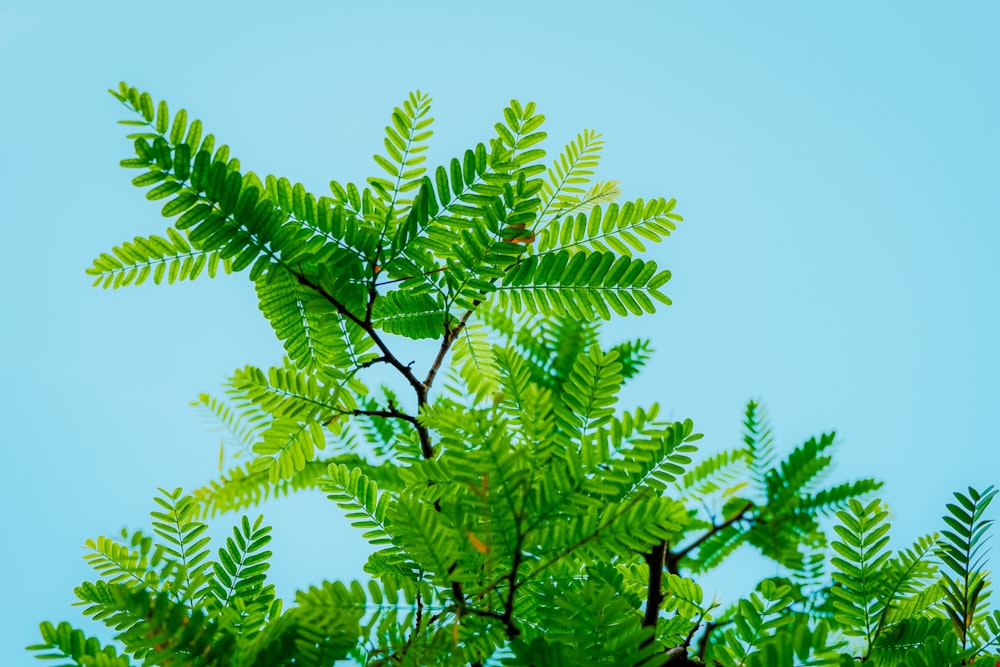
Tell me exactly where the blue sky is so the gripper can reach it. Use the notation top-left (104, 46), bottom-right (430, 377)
top-left (1, 1), bottom-right (997, 661)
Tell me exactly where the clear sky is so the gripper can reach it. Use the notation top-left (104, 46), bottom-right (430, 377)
top-left (1, 1), bottom-right (997, 662)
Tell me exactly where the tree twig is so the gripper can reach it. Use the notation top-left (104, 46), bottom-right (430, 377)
top-left (696, 619), bottom-right (730, 661)
top-left (295, 271), bottom-right (435, 457)
top-left (423, 309), bottom-right (474, 391)
top-left (664, 501), bottom-right (755, 574)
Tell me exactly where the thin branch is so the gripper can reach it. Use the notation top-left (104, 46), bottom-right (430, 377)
top-left (681, 611), bottom-right (703, 649)
top-left (665, 501), bottom-right (755, 574)
top-left (423, 308), bottom-right (474, 391)
top-left (414, 586), bottom-right (423, 633)
top-left (301, 263), bottom-right (482, 637)
top-left (696, 619), bottom-right (730, 661)
top-left (340, 405), bottom-right (419, 428)
top-left (295, 272), bottom-right (424, 395)
top-left (364, 243), bottom-right (381, 325)
top-left (638, 540), bottom-right (668, 659)
top-left (295, 271), bottom-right (435, 457)
top-left (359, 355), bottom-right (389, 369)
top-left (467, 608), bottom-right (506, 621)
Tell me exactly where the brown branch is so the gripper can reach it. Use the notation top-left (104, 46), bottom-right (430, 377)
top-left (344, 403), bottom-right (419, 428)
top-left (696, 619), bottom-right (731, 662)
top-left (642, 541), bottom-right (667, 629)
top-left (294, 261), bottom-right (488, 661)
top-left (295, 273), bottom-right (423, 392)
top-left (414, 587), bottom-right (423, 629)
top-left (299, 267), bottom-right (488, 656)
top-left (359, 354), bottom-right (389, 369)
top-left (294, 271), bottom-right (435, 457)
top-left (423, 309), bottom-right (474, 391)
top-left (664, 501), bottom-right (755, 574)
top-left (681, 612), bottom-right (702, 649)
top-left (638, 540), bottom-right (668, 660)
top-left (663, 647), bottom-right (705, 666)
top-left (501, 536), bottom-right (524, 639)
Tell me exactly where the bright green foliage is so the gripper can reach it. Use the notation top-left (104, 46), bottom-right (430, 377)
top-left (320, 465), bottom-right (395, 549)
top-left (88, 227), bottom-right (232, 288)
top-left (206, 515), bottom-right (272, 611)
top-left (684, 403), bottom-right (884, 576)
top-left (450, 321), bottom-right (500, 403)
top-left (939, 486), bottom-right (997, 651)
top-left (822, 489), bottom-right (1000, 666)
top-left (713, 579), bottom-right (796, 666)
top-left (29, 622), bottom-right (131, 667)
top-left (535, 129), bottom-right (614, 226)
top-left (533, 197), bottom-right (681, 258)
top-left (33, 83), bottom-right (998, 666)
top-left (149, 487), bottom-right (213, 605)
top-left (831, 499), bottom-right (893, 645)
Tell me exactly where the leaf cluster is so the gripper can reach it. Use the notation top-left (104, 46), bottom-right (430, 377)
top-left (31, 84), bottom-right (999, 667)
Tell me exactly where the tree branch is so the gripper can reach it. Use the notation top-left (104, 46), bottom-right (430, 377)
top-left (295, 272), bottom-right (424, 393)
top-left (359, 354), bottom-right (389, 369)
top-left (301, 270), bottom-right (482, 628)
top-left (423, 308), bottom-right (474, 391)
top-left (696, 619), bottom-right (731, 662)
top-left (642, 541), bottom-right (667, 629)
top-left (294, 271), bottom-right (435, 457)
top-left (501, 535), bottom-right (524, 639)
top-left (664, 501), bottom-right (754, 574)
top-left (342, 404), bottom-right (419, 428)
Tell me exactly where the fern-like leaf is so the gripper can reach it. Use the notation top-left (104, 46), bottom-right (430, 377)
top-left (149, 488), bottom-right (212, 604)
top-left (714, 580), bottom-right (796, 667)
top-left (830, 498), bottom-right (892, 650)
top-left (534, 197), bottom-right (679, 258)
top-left (496, 250), bottom-right (672, 320)
top-left (28, 621), bottom-right (131, 667)
top-left (450, 321), bottom-right (500, 404)
top-left (590, 419), bottom-right (700, 502)
top-left (872, 533), bottom-right (940, 632)
top-left (192, 391), bottom-right (268, 456)
top-left (108, 83), bottom-right (315, 283)
top-left (938, 485), bottom-right (997, 648)
top-left (83, 532), bottom-right (161, 591)
top-left (255, 268), bottom-right (365, 373)
top-left (87, 227), bottom-right (232, 288)
top-left (677, 448), bottom-right (749, 499)
top-left (251, 416), bottom-right (327, 483)
top-left (553, 345), bottom-right (623, 446)
top-left (192, 453), bottom-right (400, 519)
top-left (371, 289), bottom-right (452, 340)
top-left (208, 514), bottom-right (272, 610)
top-left (536, 129), bottom-right (604, 223)
top-left (320, 464), bottom-right (395, 548)
top-left (368, 91), bottom-right (434, 214)
top-left (743, 400), bottom-right (775, 490)
top-left (388, 496), bottom-right (461, 587)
